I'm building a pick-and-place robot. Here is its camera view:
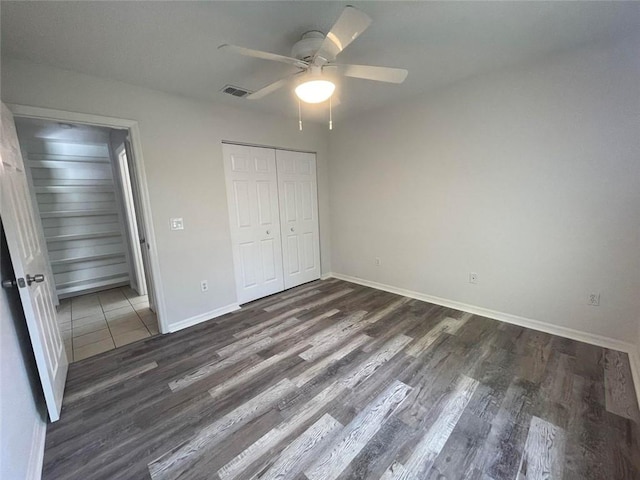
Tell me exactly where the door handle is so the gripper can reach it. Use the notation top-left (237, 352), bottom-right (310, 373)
top-left (290, 227), bottom-right (295, 232)
top-left (266, 230), bottom-right (271, 235)
top-left (2, 279), bottom-right (17, 289)
top-left (26, 274), bottom-right (45, 286)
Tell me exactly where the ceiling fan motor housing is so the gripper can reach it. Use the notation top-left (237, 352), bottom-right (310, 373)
top-left (291, 31), bottom-right (335, 62)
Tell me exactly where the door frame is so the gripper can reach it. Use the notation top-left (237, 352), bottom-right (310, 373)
top-left (8, 104), bottom-right (168, 334)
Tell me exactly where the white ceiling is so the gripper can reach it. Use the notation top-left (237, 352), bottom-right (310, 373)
top-left (2, 1), bottom-right (639, 121)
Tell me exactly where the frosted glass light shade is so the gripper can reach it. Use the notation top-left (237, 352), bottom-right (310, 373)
top-left (295, 80), bottom-right (335, 104)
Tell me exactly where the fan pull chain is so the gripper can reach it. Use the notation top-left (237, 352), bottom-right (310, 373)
top-left (329, 97), bottom-right (333, 130)
top-left (298, 99), bottom-right (303, 131)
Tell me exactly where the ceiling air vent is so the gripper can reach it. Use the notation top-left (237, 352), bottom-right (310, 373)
top-left (221, 85), bottom-right (252, 98)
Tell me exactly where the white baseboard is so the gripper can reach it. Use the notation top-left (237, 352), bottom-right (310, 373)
top-left (328, 272), bottom-right (640, 402)
top-left (320, 272), bottom-right (333, 280)
top-left (167, 303), bottom-right (240, 333)
top-left (26, 415), bottom-right (46, 480)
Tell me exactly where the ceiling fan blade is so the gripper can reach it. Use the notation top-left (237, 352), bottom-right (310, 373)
top-left (333, 64), bottom-right (408, 84)
top-left (246, 72), bottom-right (304, 100)
top-left (314, 6), bottom-right (372, 62)
top-left (219, 44), bottom-right (308, 68)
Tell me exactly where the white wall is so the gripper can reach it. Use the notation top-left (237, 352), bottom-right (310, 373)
top-left (329, 36), bottom-right (640, 342)
top-left (2, 58), bottom-right (331, 331)
top-left (0, 224), bottom-right (46, 479)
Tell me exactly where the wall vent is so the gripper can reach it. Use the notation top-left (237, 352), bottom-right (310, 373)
top-left (221, 85), bottom-right (252, 98)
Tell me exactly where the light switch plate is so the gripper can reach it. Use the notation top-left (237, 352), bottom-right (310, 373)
top-left (170, 218), bottom-right (184, 230)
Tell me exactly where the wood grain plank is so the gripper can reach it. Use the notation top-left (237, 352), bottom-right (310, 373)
top-left (263, 290), bottom-right (322, 312)
top-left (237, 309), bottom-right (307, 339)
top-left (216, 315), bottom-right (302, 358)
top-left (217, 335), bottom-right (412, 480)
top-left (252, 413), bottom-right (342, 480)
top-left (516, 416), bottom-right (565, 480)
top-left (218, 382), bottom-right (346, 480)
top-left (292, 334), bottom-right (371, 388)
top-left (406, 316), bottom-right (469, 358)
top-left (299, 311), bottom-right (368, 361)
top-left (305, 380), bottom-right (411, 480)
top-left (473, 377), bottom-right (538, 479)
top-left (147, 378), bottom-right (297, 479)
top-left (296, 287), bottom-right (354, 312)
top-left (208, 342), bottom-right (309, 401)
top-left (300, 299), bottom-right (413, 365)
top-left (221, 309), bottom-right (340, 361)
top-left (63, 361), bottom-right (157, 404)
top-left (381, 375), bottom-right (479, 479)
top-left (425, 409), bottom-right (492, 480)
top-left (381, 461), bottom-right (408, 480)
top-left (604, 349), bottom-right (640, 422)
top-left (168, 337), bottom-right (273, 392)
top-left (277, 281), bottom-right (335, 299)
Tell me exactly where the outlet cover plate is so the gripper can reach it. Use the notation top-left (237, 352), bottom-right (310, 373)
top-left (170, 218), bottom-right (184, 230)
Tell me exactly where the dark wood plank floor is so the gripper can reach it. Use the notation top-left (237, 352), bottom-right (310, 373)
top-left (43, 279), bottom-right (640, 480)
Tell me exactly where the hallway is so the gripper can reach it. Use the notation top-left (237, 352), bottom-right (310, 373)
top-left (57, 287), bottom-right (158, 362)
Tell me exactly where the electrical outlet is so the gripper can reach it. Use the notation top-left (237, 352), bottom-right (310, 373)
top-left (170, 218), bottom-right (184, 230)
top-left (200, 280), bottom-right (208, 292)
top-left (588, 293), bottom-right (600, 306)
top-left (469, 272), bottom-right (478, 284)
top-left (374, 257), bottom-right (381, 267)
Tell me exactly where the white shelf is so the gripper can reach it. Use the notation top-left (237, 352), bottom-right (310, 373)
top-left (40, 209), bottom-right (118, 218)
top-left (46, 232), bottom-right (121, 243)
top-left (51, 252), bottom-right (125, 266)
top-left (35, 185), bottom-right (115, 194)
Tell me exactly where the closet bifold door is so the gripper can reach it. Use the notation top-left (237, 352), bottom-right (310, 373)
top-left (276, 150), bottom-right (321, 289)
top-left (222, 144), bottom-right (284, 304)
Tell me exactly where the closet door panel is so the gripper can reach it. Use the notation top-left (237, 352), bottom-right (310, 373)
top-left (276, 150), bottom-right (321, 289)
top-left (286, 234), bottom-right (301, 275)
top-left (260, 237), bottom-right (279, 282)
top-left (238, 241), bottom-right (258, 288)
top-left (232, 180), bottom-right (252, 228)
top-left (223, 144), bottom-right (284, 304)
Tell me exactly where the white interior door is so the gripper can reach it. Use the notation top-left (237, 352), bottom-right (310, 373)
top-left (115, 144), bottom-right (147, 296)
top-left (223, 144), bottom-right (284, 304)
top-left (123, 137), bottom-right (155, 310)
top-left (276, 150), bottom-right (321, 289)
top-left (1, 103), bottom-right (68, 422)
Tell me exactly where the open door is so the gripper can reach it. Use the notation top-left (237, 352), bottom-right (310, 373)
top-left (1, 103), bottom-right (68, 421)
top-left (123, 136), bottom-right (156, 311)
top-left (113, 139), bottom-right (147, 296)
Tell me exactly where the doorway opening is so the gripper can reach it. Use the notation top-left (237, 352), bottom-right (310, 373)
top-left (13, 116), bottom-right (158, 361)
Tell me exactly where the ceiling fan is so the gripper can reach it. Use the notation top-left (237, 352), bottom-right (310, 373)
top-left (218, 5), bottom-right (408, 105)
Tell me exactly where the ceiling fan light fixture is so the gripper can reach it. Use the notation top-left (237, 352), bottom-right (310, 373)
top-left (295, 79), bottom-right (335, 104)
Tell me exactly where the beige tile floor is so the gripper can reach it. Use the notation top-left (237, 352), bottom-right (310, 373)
top-left (56, 286), bottom-right (159, 362)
